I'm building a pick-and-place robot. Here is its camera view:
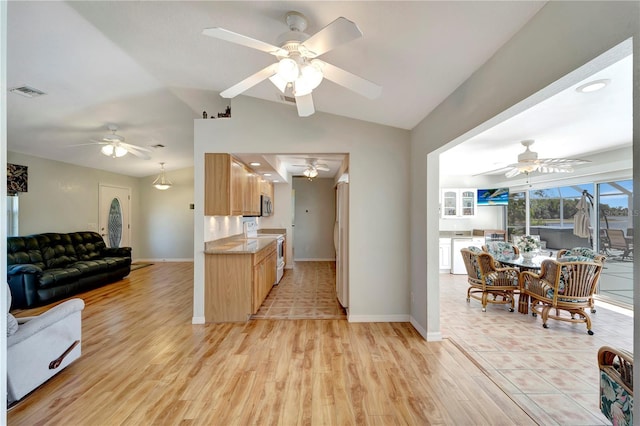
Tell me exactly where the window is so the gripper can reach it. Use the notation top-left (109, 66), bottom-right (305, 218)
top-left (7, 195), bottom-right (19, 236)
top-left (507, 191), bottom-right (525, 240)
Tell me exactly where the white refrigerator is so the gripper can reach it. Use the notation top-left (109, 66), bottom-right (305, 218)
top-left (334, 182), bottom-right (349, 308)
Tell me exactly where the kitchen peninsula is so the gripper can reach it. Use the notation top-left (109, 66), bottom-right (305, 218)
top-left (204, 232), bottom-right (284, 322)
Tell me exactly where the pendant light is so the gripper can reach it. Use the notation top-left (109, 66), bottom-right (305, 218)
top-left (153, 162), bottom-right (172, 190)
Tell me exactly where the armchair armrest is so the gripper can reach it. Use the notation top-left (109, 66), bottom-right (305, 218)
top-left (599, 346), bottom-right (633, 392)
top-left (8, 299), bottom-right (85, 347)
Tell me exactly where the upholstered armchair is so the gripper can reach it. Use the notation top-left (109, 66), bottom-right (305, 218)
top-left (556, 247), bottom-right (606, 313)
top-left (598, 346), bottom-right (633, 425)
top-left (460, 247), bottom-right (519, 312)
top-left (7, 285), bottom-right (85, 404)
top-left (521, 258), bottom-right (602, 335)
top-left (482, 241), bottom-right (520, 267)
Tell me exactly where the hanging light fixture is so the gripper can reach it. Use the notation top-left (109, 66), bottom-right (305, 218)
top-left (153, 162), bottom-right (172, 190)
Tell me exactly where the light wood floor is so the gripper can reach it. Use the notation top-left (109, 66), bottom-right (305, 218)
top-left (9, 262), bottom-right (536, 425)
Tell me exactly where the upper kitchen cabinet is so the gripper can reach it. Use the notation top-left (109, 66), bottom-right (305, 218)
top-left (244, 170), bottom-right (261, 217)
top-left (205, 153), bottom-right (248, 216)
top-left (441, 188), bottom-right (476, 218)
top-left (260, 179), bottom-right (274, 200)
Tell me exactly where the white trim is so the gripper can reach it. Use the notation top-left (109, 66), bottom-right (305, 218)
top-left (409, 316), bottom-right (430, 340)
top-left (293, 258), bottom-right (336, 261)
top-left (347, 314), bottom-right (410, 322)
top-left (191, 316), bottom-right (205, 324)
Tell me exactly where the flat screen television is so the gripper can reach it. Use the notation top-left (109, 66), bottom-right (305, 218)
top-left (477, 188), bottom-right (509, 206)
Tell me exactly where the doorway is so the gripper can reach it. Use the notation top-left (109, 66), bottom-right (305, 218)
top-left (99, 184), bottom-right (131, 248)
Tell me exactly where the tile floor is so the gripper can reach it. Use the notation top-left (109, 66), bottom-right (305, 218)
top-left (440, 272), bottom-right (633, 425)
top-left (252, 261), bottom-right (347, 319)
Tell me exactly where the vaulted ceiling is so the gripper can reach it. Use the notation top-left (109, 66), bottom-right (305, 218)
top-left (7, 1), bottom-right (546, 177)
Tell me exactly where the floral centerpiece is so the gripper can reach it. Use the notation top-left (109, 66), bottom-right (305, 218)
top-left (516, 235), bottom-right (540, 260)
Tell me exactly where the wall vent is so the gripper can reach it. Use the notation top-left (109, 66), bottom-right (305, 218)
top-left (9, 85), bottom-right (47, 98)
top-left (278, 95), bottom-right (296, 104)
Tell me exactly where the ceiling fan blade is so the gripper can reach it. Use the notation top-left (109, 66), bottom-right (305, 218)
top-left (295, 93), bottom-right (315, 117)
top-left (300, 17), bottom-right (362, 58)
top-left (120, 142), bottom-right (152, 152)
top-left (505, 168), bottom-right (522, 178)
top-left (220, 63), bottom-right (279, 98)
top-left (69, 141), bottom-right (105, 147)
top-left (320, 61), bottom-right (382, 99)
top-left (202, 27), bottom-right (288, 57)
top-left (316, 165), bottom-right (330, 171)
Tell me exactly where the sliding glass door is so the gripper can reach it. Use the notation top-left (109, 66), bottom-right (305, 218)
top-left (597, 179), bottom-right (633, 308)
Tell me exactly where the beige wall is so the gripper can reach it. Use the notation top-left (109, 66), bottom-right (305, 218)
top-left (292, 177), bottom-right (336, 261)
top-left (7, 152), bottom-right (195, 261)
top-left (193, 97), bottom-right (411, 323)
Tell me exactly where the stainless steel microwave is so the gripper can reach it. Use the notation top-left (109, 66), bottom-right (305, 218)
top-left (260, 195), bottom-right (273, 217)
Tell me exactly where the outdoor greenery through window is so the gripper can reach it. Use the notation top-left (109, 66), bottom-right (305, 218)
top-left (507, 179), bottom-right (633, 308)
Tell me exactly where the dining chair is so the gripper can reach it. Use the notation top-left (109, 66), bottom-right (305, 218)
top-left (460, 247), bottom-right (519, 312)
top-left (521, 258), bottom-right (603, 334)
top-left (556, 247), bottom-right (606, 313)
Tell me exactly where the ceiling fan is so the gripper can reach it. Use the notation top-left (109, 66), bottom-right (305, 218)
top-left (77, 125), bottom-right (152, 160)
top-left (502, 140), bottom-right (590, 178)
top-left (202, 11), bottom-right (382, 117)
top-left (292, 158), bottom-right (330, 178)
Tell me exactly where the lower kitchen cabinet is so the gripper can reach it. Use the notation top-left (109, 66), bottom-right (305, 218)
top-left (439, 238), bottom-right (452, 271)
top-left (205, 241), bottom-right (277, 322)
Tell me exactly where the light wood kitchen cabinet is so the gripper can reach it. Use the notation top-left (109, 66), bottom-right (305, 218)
top-left (252, 241), bottom-right (277, 313)
top-left (205, 153), bottom-right (246, 216)
top-left (205, 240), bottom-right (277, 322)
top-left (260, 179), bottom-right (274, 199)
top-left (244, 170), bottom-right (261, 216)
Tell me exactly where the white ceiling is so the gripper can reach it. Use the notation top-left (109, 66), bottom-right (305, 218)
top-left (440, 52), bottom-right (633, 178)
top-left (7, 1), bottom-right (547, 178)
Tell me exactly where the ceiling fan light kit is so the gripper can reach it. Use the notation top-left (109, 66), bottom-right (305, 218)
top-left (203, 11), bottom-right (381, 117)
top-left (101, 143), bottom-right (128, 158)
top-left (153, 162), bottom-right (172, 190)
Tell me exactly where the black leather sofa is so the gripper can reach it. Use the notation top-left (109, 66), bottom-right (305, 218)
top-left (7, 231), bottom-right (131, 309)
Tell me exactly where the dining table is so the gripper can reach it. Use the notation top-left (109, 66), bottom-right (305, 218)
top-left (493, 253), bottom-right (554, 313)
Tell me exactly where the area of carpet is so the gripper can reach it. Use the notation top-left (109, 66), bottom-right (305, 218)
top-left (130, 263), bottom-right (153, 271)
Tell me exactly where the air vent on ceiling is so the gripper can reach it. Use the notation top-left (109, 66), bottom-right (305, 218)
top-left (151, 144), bottom-right (165, 149)
top-left (9, 85), bottom-right (47, 98)
top-left (278, 95), bottom-right (296, 104)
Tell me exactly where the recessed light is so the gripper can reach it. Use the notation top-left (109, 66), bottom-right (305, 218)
top-left (263, 173), bottom-right (272, 177)
top-left (250, 162), bottom-right (261, 166)
top-left (576, 79), bottom-right (610, 93)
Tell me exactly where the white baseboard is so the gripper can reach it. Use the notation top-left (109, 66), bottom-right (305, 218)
top-left (133, 258), bottom-right (194, 263)
top-left (192, 316), bottom-right (205, 324)
top-left (347, 314), bottom-right (410, 322)
top-left (293, 258), bottom-right (336, 262)
top-left (409, 317), bottom-right (443, 341)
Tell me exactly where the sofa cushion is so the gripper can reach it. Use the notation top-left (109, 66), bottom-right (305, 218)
top-left (69, 231), bottom-right (108, 260)
top-left (7, 236), bottom-right (45, 269)
top-left (71, 260), bottom-right (110, 275)
top-left (39, 267), bottom-right (83, 288)
top-left (36, 233), bottom-right (78, 269)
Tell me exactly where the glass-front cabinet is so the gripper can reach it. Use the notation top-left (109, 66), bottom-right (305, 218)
top-left (441, 188), bottom-right (476, 218)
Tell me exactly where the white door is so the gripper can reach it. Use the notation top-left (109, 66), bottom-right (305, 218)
top-left (99, 185), bottom-right (131, 248)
